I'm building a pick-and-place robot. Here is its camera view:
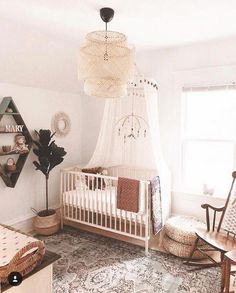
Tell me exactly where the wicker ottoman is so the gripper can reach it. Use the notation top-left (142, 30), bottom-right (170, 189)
top-left (163, 216), bottom-right (207, 259)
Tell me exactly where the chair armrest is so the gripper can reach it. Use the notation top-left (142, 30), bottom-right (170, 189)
top-left (225, 250), bottom-right (236, 264)
top-left (201, 204), bottom-right (225, 212)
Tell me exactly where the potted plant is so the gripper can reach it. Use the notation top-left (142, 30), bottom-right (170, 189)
top-left (32, 129), bottom-right (66, 235)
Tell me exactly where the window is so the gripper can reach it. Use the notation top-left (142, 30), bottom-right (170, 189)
top-left (182, 86), bottom-right (236, 196)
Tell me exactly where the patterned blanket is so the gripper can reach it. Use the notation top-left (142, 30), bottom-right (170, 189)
top-left (150, 176), bottom-right (163, 235)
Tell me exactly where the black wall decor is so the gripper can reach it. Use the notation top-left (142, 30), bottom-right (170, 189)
top-left (0, 97), bottom-right (32, 187)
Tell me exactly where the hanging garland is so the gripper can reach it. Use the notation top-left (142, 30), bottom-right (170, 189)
top-left (129, 78), bottom-right (158, 90)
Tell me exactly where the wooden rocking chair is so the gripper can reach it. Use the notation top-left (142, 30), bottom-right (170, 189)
top-left (185, 171), bottom-right (236, 289)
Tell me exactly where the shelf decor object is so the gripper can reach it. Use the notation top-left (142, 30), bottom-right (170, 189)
top-left (0, 97), bottom-right (33, 187)
top-left (51, 112), bottom-right (71, 137)
top-left (78, 7), bottom-right (135, 98)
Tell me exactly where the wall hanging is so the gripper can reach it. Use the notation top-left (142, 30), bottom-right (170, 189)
top-left (78, 7), bottom-right (135, 98)
top-left (0, 97), bottom-right (32, 187)
top-left (51, 112), bottom-right (71, 137)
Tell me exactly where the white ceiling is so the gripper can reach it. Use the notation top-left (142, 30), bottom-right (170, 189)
top-left (0, 0), bottom-right (236, 49)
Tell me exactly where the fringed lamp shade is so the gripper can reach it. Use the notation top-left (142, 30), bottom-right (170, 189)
top-left (84, 78), bottom-right (128, 98)
top-left (78, 31), bottom-right (135, 98)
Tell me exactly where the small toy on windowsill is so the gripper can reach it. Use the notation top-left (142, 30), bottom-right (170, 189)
top-left (202, 184), bottom-right (214, 196)
top-left (12, 134), bottom-right (29, 154)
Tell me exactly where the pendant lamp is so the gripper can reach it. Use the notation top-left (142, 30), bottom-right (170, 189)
top-left (78, 7), bottom-right (135, 98)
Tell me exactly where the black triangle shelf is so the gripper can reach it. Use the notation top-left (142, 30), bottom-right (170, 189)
top-left (0, 97), bottom-right (33, 188)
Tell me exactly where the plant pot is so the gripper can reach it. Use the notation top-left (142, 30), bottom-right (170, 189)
top-left (33, 209), bottom-right (60, 236)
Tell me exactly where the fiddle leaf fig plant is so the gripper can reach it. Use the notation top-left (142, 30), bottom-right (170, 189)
top-left (33, 129), bottom-right (66, 216)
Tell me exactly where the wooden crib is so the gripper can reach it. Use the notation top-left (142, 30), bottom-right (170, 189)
top-left (60, 166), bottom-right (157, 255)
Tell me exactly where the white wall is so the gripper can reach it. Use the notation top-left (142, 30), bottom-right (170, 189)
top-left (0, 83), bottom-right (82, 229)
top-left (80, 95), bottom-right (105, 165)
top-left (0, 17), bottom-right (80, 94)
top-left (81, 37), bottom-right (236, 220)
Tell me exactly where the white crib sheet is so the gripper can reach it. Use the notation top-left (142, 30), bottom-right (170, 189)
top-left (63, 186), bottom-right (146, 222)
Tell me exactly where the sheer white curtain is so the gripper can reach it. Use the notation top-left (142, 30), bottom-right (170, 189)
top-left (144, 79), bottom-right (171, 221)
top-left (86, 78), bottom-right (171, 221)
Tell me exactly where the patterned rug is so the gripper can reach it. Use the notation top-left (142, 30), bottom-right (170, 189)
top-left (39, 226), bottom-right (221, 293)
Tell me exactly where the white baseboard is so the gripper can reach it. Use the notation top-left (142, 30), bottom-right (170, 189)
top-left (2, 205), bottom-right (61, 233)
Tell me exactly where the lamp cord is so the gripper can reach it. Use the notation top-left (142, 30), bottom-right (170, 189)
top-left (104, 22), bottom-right (108, 61)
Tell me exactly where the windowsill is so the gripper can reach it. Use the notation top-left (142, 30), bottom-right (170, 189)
top-left (172, 189), bottom-right (226, 201)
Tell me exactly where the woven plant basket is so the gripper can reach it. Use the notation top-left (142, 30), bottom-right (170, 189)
top-left (163, 234), bottom-right (210, 259)
top-left (33, 209), bottom-right (60, 236)
top-left (0, 225), bottom-right (45, 283)
top-left (164, 216), bottom-right (206, 245)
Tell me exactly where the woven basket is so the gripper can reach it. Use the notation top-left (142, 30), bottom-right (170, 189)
top-left (0, 225), bottom-right (45, 283)
top-left (33, 209), bottom-right (60, 236)
top-left (163, 234), bottom-right (209, 259)
top-left (164, 216), bottom-right (206, 245)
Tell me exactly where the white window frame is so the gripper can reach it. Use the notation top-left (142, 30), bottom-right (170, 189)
top-left (181, 85), bottom-right (236, 196)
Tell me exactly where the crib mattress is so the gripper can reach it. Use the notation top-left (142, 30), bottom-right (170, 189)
top-left (63, 187), bottom-right (146, 222)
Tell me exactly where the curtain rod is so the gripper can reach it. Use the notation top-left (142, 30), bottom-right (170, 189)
top-left (183, 82), bottom-right (236, 92)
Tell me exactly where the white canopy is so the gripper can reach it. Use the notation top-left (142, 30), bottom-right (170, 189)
top-left (85, 76), bottom-right (171, 221)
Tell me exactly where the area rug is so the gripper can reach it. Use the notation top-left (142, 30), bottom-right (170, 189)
top-left (39, 226), bottom-right (221, 293)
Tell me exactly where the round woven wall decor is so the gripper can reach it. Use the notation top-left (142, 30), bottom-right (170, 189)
top-left (51, 112), bottom-right (71, 137)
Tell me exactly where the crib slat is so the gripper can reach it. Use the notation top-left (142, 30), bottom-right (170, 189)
top-left (62, 172), bottom-right (65, 217)
top-left (70, 173), bottom-right (73, 219)
top-left (76, 187), bottom-right (78, 221)
top-left (79, 174), bottom-right (82, 221)
top-left (124, 211), bottom-right (127, 233)
top-left (96, 176), bottom-right (98, 225)
top-left (145, 182), bottom-right (149, 255)
top-left (87, 175), bottom-right (90, 223)
top-left (60, 171), bottom-right (63, 227)
top-left (74, 174), bottom-right (77, 220)
top-left (140, 214), bottom-right (143, 237)
top-left (63, 173), bottom-right (66, 217)
top-left (114, 185), bottom-right (117, 231)
top-left (109, 180), bottom-right (112, 229)
top-left (67, 174), bottom-right (70, 217)
top-left (129, 212), bottom-right (132, 234)
top-left (100, 182), bottom-right (103, 227)
top-left (105, 187), bottom-right (107, 228)
top-left (83, 177), bottom-right (86, 222)
top-left (91, 174), bottom-right (94, 224)
top-left (62, 186), bottom-right (65, 218)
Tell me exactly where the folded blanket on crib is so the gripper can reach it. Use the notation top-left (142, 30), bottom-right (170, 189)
top-left (117, 177), bottom-right (139, 213)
